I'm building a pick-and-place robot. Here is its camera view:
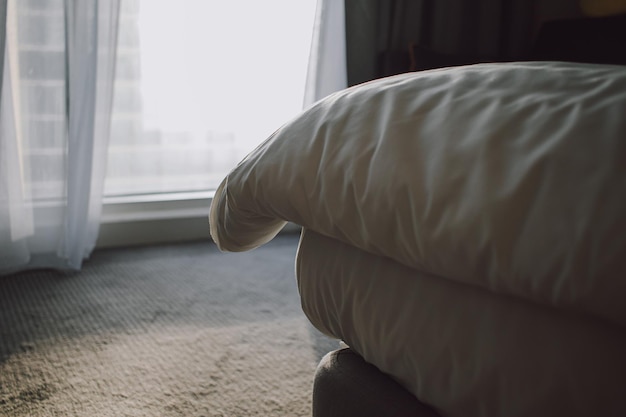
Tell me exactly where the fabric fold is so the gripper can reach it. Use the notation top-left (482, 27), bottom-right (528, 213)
top-left (210, 61), bottom-right (626, 327)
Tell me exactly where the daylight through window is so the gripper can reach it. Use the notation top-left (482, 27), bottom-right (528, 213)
top-left (105, 0), bottom-right (317, 197)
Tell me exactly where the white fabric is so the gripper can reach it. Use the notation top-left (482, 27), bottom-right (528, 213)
top-left (0, 0), bottom-right (120, 274)
top-left (210, 61), bottom-right (626, 327)
top-left (303, 0), bottom-right (347, 107)
top-left (297, 228), bottom-right (626, 417)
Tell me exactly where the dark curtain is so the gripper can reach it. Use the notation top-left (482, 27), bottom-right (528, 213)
top-left (344, 0), bottom-right (537, 86)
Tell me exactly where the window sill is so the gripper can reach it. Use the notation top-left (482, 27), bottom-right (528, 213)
top-left (97, 191), bottom-right (214, 249)
top-left (96, 191), bottom-right (300, 249)
top-left (101, 191), bottom-right (215, 223)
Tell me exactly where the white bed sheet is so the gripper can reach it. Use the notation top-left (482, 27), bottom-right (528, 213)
top-left (296, 228), bottom-right (626, 417)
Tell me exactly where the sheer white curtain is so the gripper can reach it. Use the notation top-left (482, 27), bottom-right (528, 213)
top-left (303, 0), bottom-right (348, 107)
top-left (0, 0), bottom-right (120, 274)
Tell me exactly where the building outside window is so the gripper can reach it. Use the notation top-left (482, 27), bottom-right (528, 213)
top-left (105, 0), bottom-right (317, 198)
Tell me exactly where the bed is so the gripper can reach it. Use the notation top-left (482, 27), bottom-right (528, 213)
top-left (209, 60), bottom-right (626, 416)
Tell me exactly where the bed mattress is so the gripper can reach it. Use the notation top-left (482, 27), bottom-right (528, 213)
top-left (296, 228), bottom-right (626, 417)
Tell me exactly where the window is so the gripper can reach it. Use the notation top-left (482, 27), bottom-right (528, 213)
top-left (105, 0), bottom-right (317, 198)
top-left (8, 0), bottom-right (67, 202)
top-left (96, 0), bottom-right (316, 247)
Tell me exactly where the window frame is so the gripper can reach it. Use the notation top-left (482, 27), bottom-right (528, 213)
top-left (97, 193), bottom-right (299, 248)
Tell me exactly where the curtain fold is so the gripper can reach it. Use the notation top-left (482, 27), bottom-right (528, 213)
top-left (0, 0), bottom-right (120, 275)
top-left (303, 0), bottom-right (348, 107)
top-left (0, 0), bottom-right (6, 97)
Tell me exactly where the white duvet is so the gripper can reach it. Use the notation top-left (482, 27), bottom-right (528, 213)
top-left (210, 61), bottom-right (626, 327)
top-left (296, 228), bottom-right (626, 417)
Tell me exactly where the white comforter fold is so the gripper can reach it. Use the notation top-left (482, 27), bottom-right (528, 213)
top-left (210, 61), bottom-right (626, 327)
top-left (296, 228), bottom-right (626, 417)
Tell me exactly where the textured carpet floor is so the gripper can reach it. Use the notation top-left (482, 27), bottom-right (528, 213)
top-left (0, 233), bottom-right (337, 416)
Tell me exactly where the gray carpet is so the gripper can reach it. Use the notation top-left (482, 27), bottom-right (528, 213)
top-left (0, 232), bottom-right (338, 416)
